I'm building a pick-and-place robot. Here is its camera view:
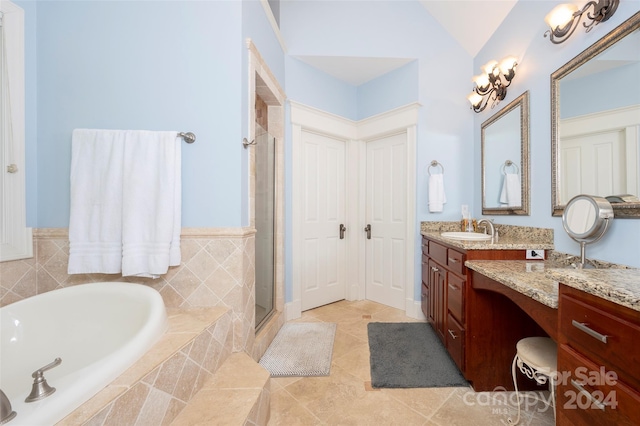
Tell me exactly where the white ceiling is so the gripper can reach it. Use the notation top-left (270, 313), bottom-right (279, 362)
top-left (292, 0), bottom-right (519, 86)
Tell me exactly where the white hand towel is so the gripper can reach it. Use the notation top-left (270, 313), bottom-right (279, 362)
top-left (121, 130), bottom-right (181, 278)
top-left (68, 129), bottom-right (126, 274)
top-left (500, 173), bottom-right (521, 207)
top-left (428, 174), bottom-right (446, 213)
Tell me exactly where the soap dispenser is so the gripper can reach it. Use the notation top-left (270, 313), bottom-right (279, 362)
top-left (460, 205), bottom-right (477, 232)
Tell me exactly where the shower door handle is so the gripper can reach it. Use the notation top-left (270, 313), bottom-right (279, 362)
top-left (339, 224), bottom-right (346, 239)
top-left (364, 224), bottom-right (371, 239)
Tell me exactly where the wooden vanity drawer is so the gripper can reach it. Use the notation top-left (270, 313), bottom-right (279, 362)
top-left (560, 293), bottom-right (640, 387)
top-left (447, 273), bottom-right (464, 323)
top-left (421, 238), bottom-right (428, 256)
top-left (446, 249), bottom-right (465, 275)
top-left (446, 313), bottom-right (465, 372)
top-left (557, 344), bottom-right (640, 426)
top-left (428, 241), bottom-right (448, 266)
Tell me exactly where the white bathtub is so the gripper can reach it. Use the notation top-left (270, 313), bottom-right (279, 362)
top-left (0, 282), bottom-right (168, 425)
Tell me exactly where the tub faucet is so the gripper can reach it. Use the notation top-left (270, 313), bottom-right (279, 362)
top-left (25, 358), bottom-right (62, 403)
top-left (477, 219), bottom-right (495, 241)
top-left (0, 389), bottom-right (16, 424)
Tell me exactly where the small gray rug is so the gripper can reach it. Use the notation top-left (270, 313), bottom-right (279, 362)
top-left (259, 322), bottom-right (337, 377)
top-left (368, 322), bottom-right (468, 388)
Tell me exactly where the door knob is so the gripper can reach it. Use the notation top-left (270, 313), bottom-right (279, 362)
top-left (339, 224), bottom-right (346, 239)
top-left (364, 224), bottom-right (371, 239)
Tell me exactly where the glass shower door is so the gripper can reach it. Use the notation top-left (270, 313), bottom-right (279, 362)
top-left (254, 124), bottom-right (275, 330)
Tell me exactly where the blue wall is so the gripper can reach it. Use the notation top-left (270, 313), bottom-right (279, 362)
top-left (24, 0), bottom-right (284, 229)
top-left (560, 62), bottom-right (640, 118)
top-left (473, 1), bottom-right (640, 268)
top-left (280, 0), bottom-right (475, 302)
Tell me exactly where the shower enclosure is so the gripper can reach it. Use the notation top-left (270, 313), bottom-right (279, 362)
top-left (254, 124), bottom-right (276, 330)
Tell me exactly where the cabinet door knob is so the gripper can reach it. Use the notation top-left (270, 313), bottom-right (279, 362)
top-left (448, 329), bottom-right (457, 339)
top-left (448, 283), bottom-right (458, 291)
top-left (431, 266), bottom-right (439, 272)
top-left (448, 257), bottom-right (458, 263)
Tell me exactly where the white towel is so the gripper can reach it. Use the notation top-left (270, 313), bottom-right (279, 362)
top-left (121, 130), bottom-right (181, 278)
top-left (68, 129), bottom-right (126, 274)
top-left (68, 129), bottom-right (181, 278)
top-left (428, 174), bottom-right (446, 212)
top-left (499, 173), bottom-right (521, 207)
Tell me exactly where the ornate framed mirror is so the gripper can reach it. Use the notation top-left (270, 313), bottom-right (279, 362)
top-left (481, 91), bottom-right (530, 215)
top-left (551, 11), bottom-right (640, 217)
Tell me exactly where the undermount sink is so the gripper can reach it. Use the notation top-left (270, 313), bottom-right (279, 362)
top-left (440, 231), bottom-right (492, 241)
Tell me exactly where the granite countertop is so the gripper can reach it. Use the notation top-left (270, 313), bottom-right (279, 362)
top-left (466, 260), bottom-right (640, 312)
top-left (420, 221), bottom-right (554, 251)
top-left (465, 260), bottom-right (560, 308)
top-left (546, 268), bottom-right (640, 313)
top-left (421, 231), bottom-right (554, 251)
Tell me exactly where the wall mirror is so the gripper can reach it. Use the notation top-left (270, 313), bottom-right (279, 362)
top-left (481, 91), bottom-right (530, 215)
top-left (551, 11), bottom-right (640, 218)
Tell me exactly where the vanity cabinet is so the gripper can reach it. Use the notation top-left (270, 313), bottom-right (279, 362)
top-left (556, 284), bottom-right (640, 425)
top-left (422, 237), bottom-right (467, 371)
top-left (421, 234), bottom-right (535, 389)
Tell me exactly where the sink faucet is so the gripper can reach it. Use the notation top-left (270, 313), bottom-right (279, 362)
top-left (477, 219), bottom-right (495, 241)
top-left (0, 389), bottom-right (16, 424)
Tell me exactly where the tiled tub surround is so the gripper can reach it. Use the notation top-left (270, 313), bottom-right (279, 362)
top-left (58, 307), bottom-right (234, 425)
top-left (465, 257), bottom-right (639, 312)
top-left (0, 228), bottom-right (259, 354)
top-left (0, 228), bottom-right (284, 425)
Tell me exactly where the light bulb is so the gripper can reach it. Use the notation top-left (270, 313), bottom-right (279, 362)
top-left (473, 74), bottom-right (490, 90)
top-left (482, 60), bottom-right (499, 76)
top-left (545, 4), bottom-right (579, 29)
top-left (467, 92), bottom-right (483, 107)
top-left (499, 56), bottom-right (517, 75)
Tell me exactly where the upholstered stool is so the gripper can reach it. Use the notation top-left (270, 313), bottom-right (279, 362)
top-left (508, 337), bottom-right (557, 425)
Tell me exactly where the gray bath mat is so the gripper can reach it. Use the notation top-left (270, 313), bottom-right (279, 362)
top-left (368, 322), bottom-right (468, 388)
top-left (259, 322), bottom-right (337, 377)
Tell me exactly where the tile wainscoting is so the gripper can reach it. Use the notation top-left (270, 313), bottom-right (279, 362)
top-left (0, 227), bottom-right (272, 356)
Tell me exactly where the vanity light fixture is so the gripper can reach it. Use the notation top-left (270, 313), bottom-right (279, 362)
top-left (544, 0), bottom-right (619, 44)
top-left (467, 56), bottom-right (518, 113)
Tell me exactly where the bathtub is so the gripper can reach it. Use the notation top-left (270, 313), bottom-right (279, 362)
top-left (0, 282), bottom-right (168, 425)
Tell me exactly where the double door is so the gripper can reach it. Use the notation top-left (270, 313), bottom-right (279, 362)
top-left (297, 130), bottom-right (408, 311)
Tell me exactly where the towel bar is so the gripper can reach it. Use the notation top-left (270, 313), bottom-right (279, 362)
top-left (178, 132), bottom-right (196, 144)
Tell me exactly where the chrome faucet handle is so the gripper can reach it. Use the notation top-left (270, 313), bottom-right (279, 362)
top-left (25, 358), bottom-right (62, 403)
top-left (0, 389), bottom-right (17, 424)
top-left (31, 358), bottom-right (62, 379)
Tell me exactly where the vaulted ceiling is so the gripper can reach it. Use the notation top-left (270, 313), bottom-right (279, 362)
top-left (291, 0), bottom-right (519, 86)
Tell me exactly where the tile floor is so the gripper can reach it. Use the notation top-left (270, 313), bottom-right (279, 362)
top-left (268, 300), bottom-right (555, 425)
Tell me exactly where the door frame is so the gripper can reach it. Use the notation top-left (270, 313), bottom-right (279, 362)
top-left (290, 101), bottom-right (419, 319)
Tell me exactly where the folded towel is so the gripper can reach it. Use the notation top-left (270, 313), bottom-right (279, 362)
top-left (68, 129), bottom-right (182, 278)
top-left (68, 129), bottom-right (126, 274)
top-left (121, 130), bottom-right (181, 278)
top-left (428, 174), bottom-right (446, 213)
top-left (500, 173), bottom-right (521, 207)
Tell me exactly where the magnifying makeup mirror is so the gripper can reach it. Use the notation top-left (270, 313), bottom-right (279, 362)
top-left (562, 194), bottom-right (614, 268)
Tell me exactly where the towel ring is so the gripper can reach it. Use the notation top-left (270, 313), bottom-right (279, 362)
top-left (502, 160), bottom-right (519, 175)
top-left (428, 160), bottom-right (444, 176)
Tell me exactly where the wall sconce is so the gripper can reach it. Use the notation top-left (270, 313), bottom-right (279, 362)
top-left (467, 56), bottom-right (518, 113)
top-left (544, 0), bottom-right (619, 44)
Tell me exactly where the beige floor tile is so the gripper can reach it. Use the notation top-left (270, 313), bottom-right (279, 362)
top-left (268, 388), bottom-right (323, 425)
top-left (269, 301), bottom-right (552, 426)
top-left (381, 386), bottom-right (457, 419)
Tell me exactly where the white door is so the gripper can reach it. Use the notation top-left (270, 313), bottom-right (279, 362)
top-left (364, 133), bottom-right (407, 310)
top-left (560, 129), bottom-right (629, 203)
top-left (300, 131), bottom-right (347, 311)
